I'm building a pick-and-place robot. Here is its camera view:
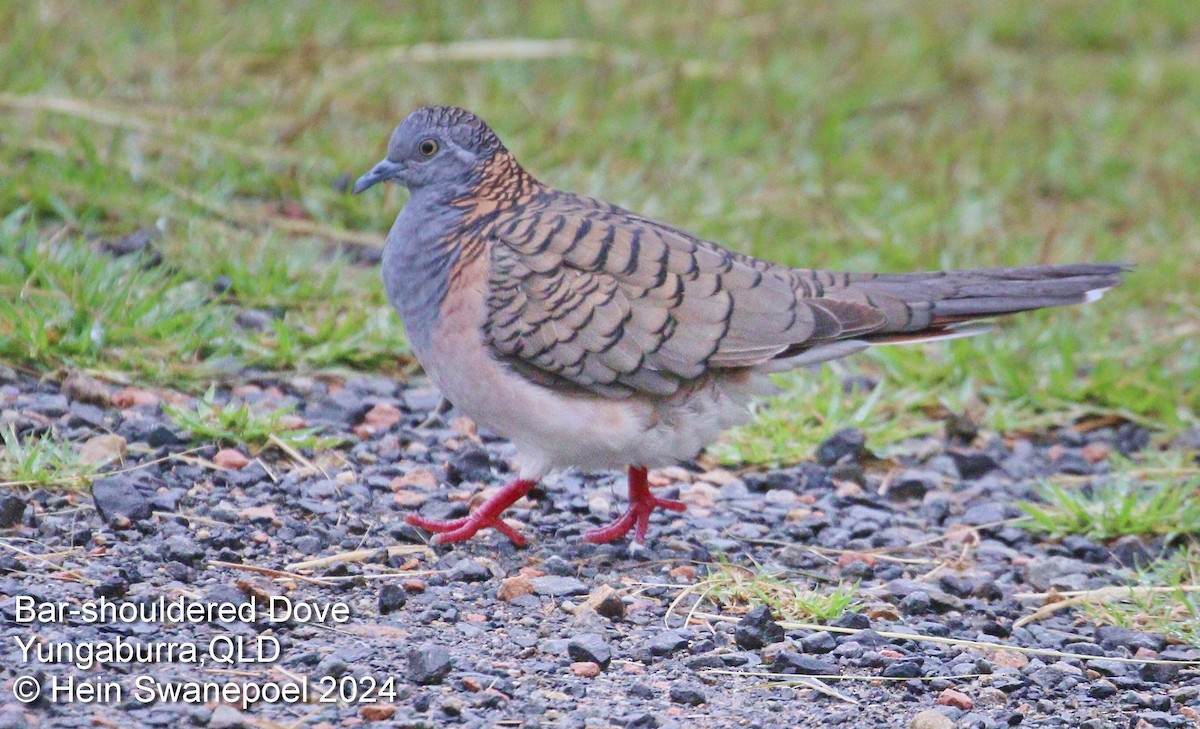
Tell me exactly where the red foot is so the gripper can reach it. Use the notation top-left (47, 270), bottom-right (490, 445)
top-left (584, 466), bottom-right (687, 544)
top-left (406, 479), bottom-right (535, 545)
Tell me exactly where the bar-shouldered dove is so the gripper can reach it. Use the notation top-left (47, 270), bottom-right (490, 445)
top-left (353, 106), bottom-right (1128, 546)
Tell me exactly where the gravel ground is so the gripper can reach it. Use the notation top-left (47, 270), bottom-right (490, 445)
top-left (0, 366), bottom-right (1198, 729)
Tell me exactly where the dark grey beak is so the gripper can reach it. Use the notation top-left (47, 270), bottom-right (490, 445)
top-left (352, 158), bottom-right (404, 194)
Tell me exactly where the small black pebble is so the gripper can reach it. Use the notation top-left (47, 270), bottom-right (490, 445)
top-left (379, 583), bottom-right (407, 614)
top-left (817, 428), bottom-right (867, 466)
top-left (408, 645), bottom-right (452, 685)
top-left (734, 605), bottom-right (784, 649)
top-left (881, 660), bottom-right (922, 679)
top-left (0, 495), bottom-right (26, 528)
top-left (567, 633), bottom-right (611, 668)
top-left (668, 683), bottom-right (706, 706)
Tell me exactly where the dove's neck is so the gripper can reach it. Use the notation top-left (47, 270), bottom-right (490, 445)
top-left (382, 186), bottom-right (470, 354)
top-left (382, 153), bottom-right (539, 353)
top-left (469, 151), bottom-right (538, 202)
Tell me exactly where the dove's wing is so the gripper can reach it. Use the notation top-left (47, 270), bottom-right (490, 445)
top-left (483, 190), bottom-right (1127, 398)
top-left (482, 193), bottom-right (888, 397)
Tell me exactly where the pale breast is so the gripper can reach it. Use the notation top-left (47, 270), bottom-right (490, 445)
top-left (417, 252), bottom-right (636, 477)
top-left (418, 252), bottom-right (774, 478)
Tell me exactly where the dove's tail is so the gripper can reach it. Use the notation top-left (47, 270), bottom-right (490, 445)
top-left (843, 262), bottom-right (1131, 346)
top-left (764, 262), bottom-right (1131, 371)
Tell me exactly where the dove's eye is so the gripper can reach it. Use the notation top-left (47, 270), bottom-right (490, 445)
top-left (418, 139), bottom-right (439, 157)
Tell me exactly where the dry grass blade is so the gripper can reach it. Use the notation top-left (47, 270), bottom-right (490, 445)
top-left (151, 511), bottom-right (230, 529)
top-left (4, 567), bottom-right (97, 586)
top-left (1013, 584), bottom-right (1200, 628)
top-left (0, 477), bottom-right (84, 489)
top-left (267, 433), bottom-right (326, 477)
top-left (277, 696), bottom-right (326, 729)
top-left (167, 453), bottom-right (230, 472)
top-left (781, 676), bottom-right (857, 704)
top-left (321, 38), bottom-right (611, 87)
top-left (208, 560), bottom-right (336, 588)
top-left (0, 539), bottom-right (79, 567)
top-left (0, 92), bottom-right (302, 165)
top-left (371, 37), bottom-right (608, 63)
top-left (749, 517), bottom-right (1022, 561)
top-left (286, 544), bottom-right (427, 572)
top-left (1015, 585), bottom-right (1200, 600)
top-left (664, 577), bottom-right (712, 628)
top-left (703, 668), bottom-right (988, 682)
top-left (0, 443), bottom-right (208, 489)
top-left (802, 678), bottom-right (857, 704)
top-left (700, 669), bottom-right (990, 705)
top-left (690, 611), bottom-right (1200, 666)
top-left (319, 38), bottom-right (751, 97)
top-left (322, 571), bottom-right (439, 582)
top-left (750, 541), bottom-right (933, 565)
top-left (5, 125), bottom-right (378, 249)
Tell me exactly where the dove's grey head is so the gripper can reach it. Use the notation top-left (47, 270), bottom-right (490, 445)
top-left (353, 106), bottom-right (506, 194)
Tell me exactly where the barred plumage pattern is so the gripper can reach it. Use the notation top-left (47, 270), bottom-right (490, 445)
top-left (359, 105), bottom-right (1129, 545)
top-left (449, 148), bottom-right (1126, 399)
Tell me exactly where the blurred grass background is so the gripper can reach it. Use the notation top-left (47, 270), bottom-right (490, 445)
top-left (1, 0), bottom-right (1197, 464)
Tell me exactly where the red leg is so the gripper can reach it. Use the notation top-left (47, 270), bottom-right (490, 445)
top-left (406, 479), bottom-right (535, 545)
top-left (584, 467), bottom-right (687, 544)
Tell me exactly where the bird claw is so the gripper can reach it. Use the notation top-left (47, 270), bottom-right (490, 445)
top-left (406, 512), bottom-right (527, 545)
top-left (414, 396), bottom-right (454, 430)
top-left (583, 494), bottom-right (686, 544)
top-left (585, 467), bottom-right (687, 544)
top-left (406, 478), bottom-right (535, 546)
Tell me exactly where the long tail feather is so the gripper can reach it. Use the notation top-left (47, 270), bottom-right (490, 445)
top-left (844, 262), bottom-right (1131, 338)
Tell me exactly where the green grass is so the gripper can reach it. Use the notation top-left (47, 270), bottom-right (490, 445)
top-left (0, 210), bottom-right (233, 380)
top-left (712, 365), bottom-right (941, 465)
top-left (164, 386), bottom-right (340, 454)
top-left (0, 425), bottom-right (96, 489)
top-left (681, 560), bottom-right (859, 624)
top-left (1020, 477), bottom-right (1200, 542)
top-left (0, 208), bottom-right (407, 382)
top-left (0, 1), bottom-right (1197, 463)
